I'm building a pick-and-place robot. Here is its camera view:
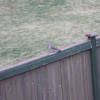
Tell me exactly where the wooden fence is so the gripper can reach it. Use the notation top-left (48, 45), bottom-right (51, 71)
top-left (0, 33), bottom-right (100, 100)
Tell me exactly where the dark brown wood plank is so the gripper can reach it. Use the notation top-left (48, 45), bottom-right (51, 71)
top-left (0, 81), bottom-right (6, 100)
top-left (12, 75), bottom-right (22, 100)
top-left (25, 70), bottom-right (36, 100)
top-left (47, 61), bottom-right (63, 100)
top-left (72, 53), bottom-right (84, 100)
top-left (82, 51), bottom-right (93, 100)
top-left (68, 56), bottom-right (76, 100)
top-left (81, 51), bottom-right (89, 100)
top-left (12, 73), bottom-right (28, 100)
top-left (34, 68), bottom-right (42, 100)
top-left (53, 61), bottom-right (63, 100)
top-left (40, 66), bottom-right (49, 100)
top-left (85, 51), bottom-right (93, 100)
top-left (79, 52), bottom-right (87, 100)
top-left (4, 78), bottom-right (14, 100)
top-left (60, 58), bottom-right (70, 100)
top-left (47, 63), bottom-right (55, 100)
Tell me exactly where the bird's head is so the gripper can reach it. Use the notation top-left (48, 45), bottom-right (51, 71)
top-left (48, 43), bottom-right (51, 46)
top-left (48, 43), bottom-right (51, 49)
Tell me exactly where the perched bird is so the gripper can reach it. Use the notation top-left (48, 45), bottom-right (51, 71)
top-left (48, 43), bottom-right (61, 53)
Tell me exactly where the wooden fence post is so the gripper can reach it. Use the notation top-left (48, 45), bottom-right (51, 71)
top-left (85, 33), bottom-right (100, 100)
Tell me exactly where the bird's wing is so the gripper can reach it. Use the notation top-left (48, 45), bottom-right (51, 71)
top-left (51, 45), bottom-right (61, 51)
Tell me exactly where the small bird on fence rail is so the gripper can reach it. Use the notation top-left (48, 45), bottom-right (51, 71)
top-left (48, 43), bottom-right (61, 53)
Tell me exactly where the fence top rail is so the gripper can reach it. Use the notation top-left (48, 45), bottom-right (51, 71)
top-left (0, 37), bottom-right (100, 81)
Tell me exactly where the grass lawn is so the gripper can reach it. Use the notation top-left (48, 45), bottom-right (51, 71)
top-left (0, 0), bottom-right (100, 69)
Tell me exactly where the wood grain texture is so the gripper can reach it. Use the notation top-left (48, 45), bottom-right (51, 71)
top-left (47, 63), bottom-right (55, 100)
top-left (60, 51), bottom-right (93, 100)
top-left (71, 54), bottom-right (83, 100)
top-left (47, 61), bottom-right (63, 100)
top-left (4, 78), bottom-right (14, 100)
top-left (52, 61), bottom-right (63, 100)
top-left (34, 68), bottom-right (42, 100)
top-left (0, 80), bottom-right (6, 100)
top-left (25, 70), bottom-right (36, 100)
top-left (85, 51), bottom-right (93, 100)
top-left (0, 50), bottom-right (94, 100)
top-left (12, 73), bottom-right (28, 100)
top-left (81, 51), bottom-right (93, 100)
top-left (60, 59), bottom-right (70, 100)
top-left (40, 66), bottom-right (49, 100)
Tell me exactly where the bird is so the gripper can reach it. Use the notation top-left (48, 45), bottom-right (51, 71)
top-left (48, 43), bottom-right (61, 53)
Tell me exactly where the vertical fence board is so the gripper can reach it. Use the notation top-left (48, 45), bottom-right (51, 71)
top-left (85, 51), bottom-right (93, 100)
top-left (34, 68), bottom-right (42, 100)
top-left (60, 59), bottom-right (70, 100)
top-left (47, 61), bottom-right (63, 100)
top-left (47, 63), bottom-right (55, 100)
top-left (82, 51), bottom-right (93, 100)
top-left (12, 73), bottom-right (28, 100)
top-left (19, 74), bottom-right (28, 100)
top-left (72, 54), bottom-right (84, 100)
top-left (12, 75), bottom-right (22, 100)
top-left (4, 78), bottom-right (14, 100)
top-left (0, 81), bottom-right (6, 100)
top-left (40, 66), bottom-right (49, 100)
top-left (80, 52), bottom-right (88, 100)
top-left (53, 61), bottom-right (63, 100)
top-left (25, 70), bottom-right (36, 100)
top-left (82, 52), bottom-right (89, 100)
top-left (68, 56), bottom-right (76, 100)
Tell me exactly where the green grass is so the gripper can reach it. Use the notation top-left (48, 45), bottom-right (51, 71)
top-left (0, 0), bottom-right (100, 69)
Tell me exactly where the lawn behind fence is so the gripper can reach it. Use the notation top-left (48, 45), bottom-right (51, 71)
top-left (0, 0), bottom-right (100, 69)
